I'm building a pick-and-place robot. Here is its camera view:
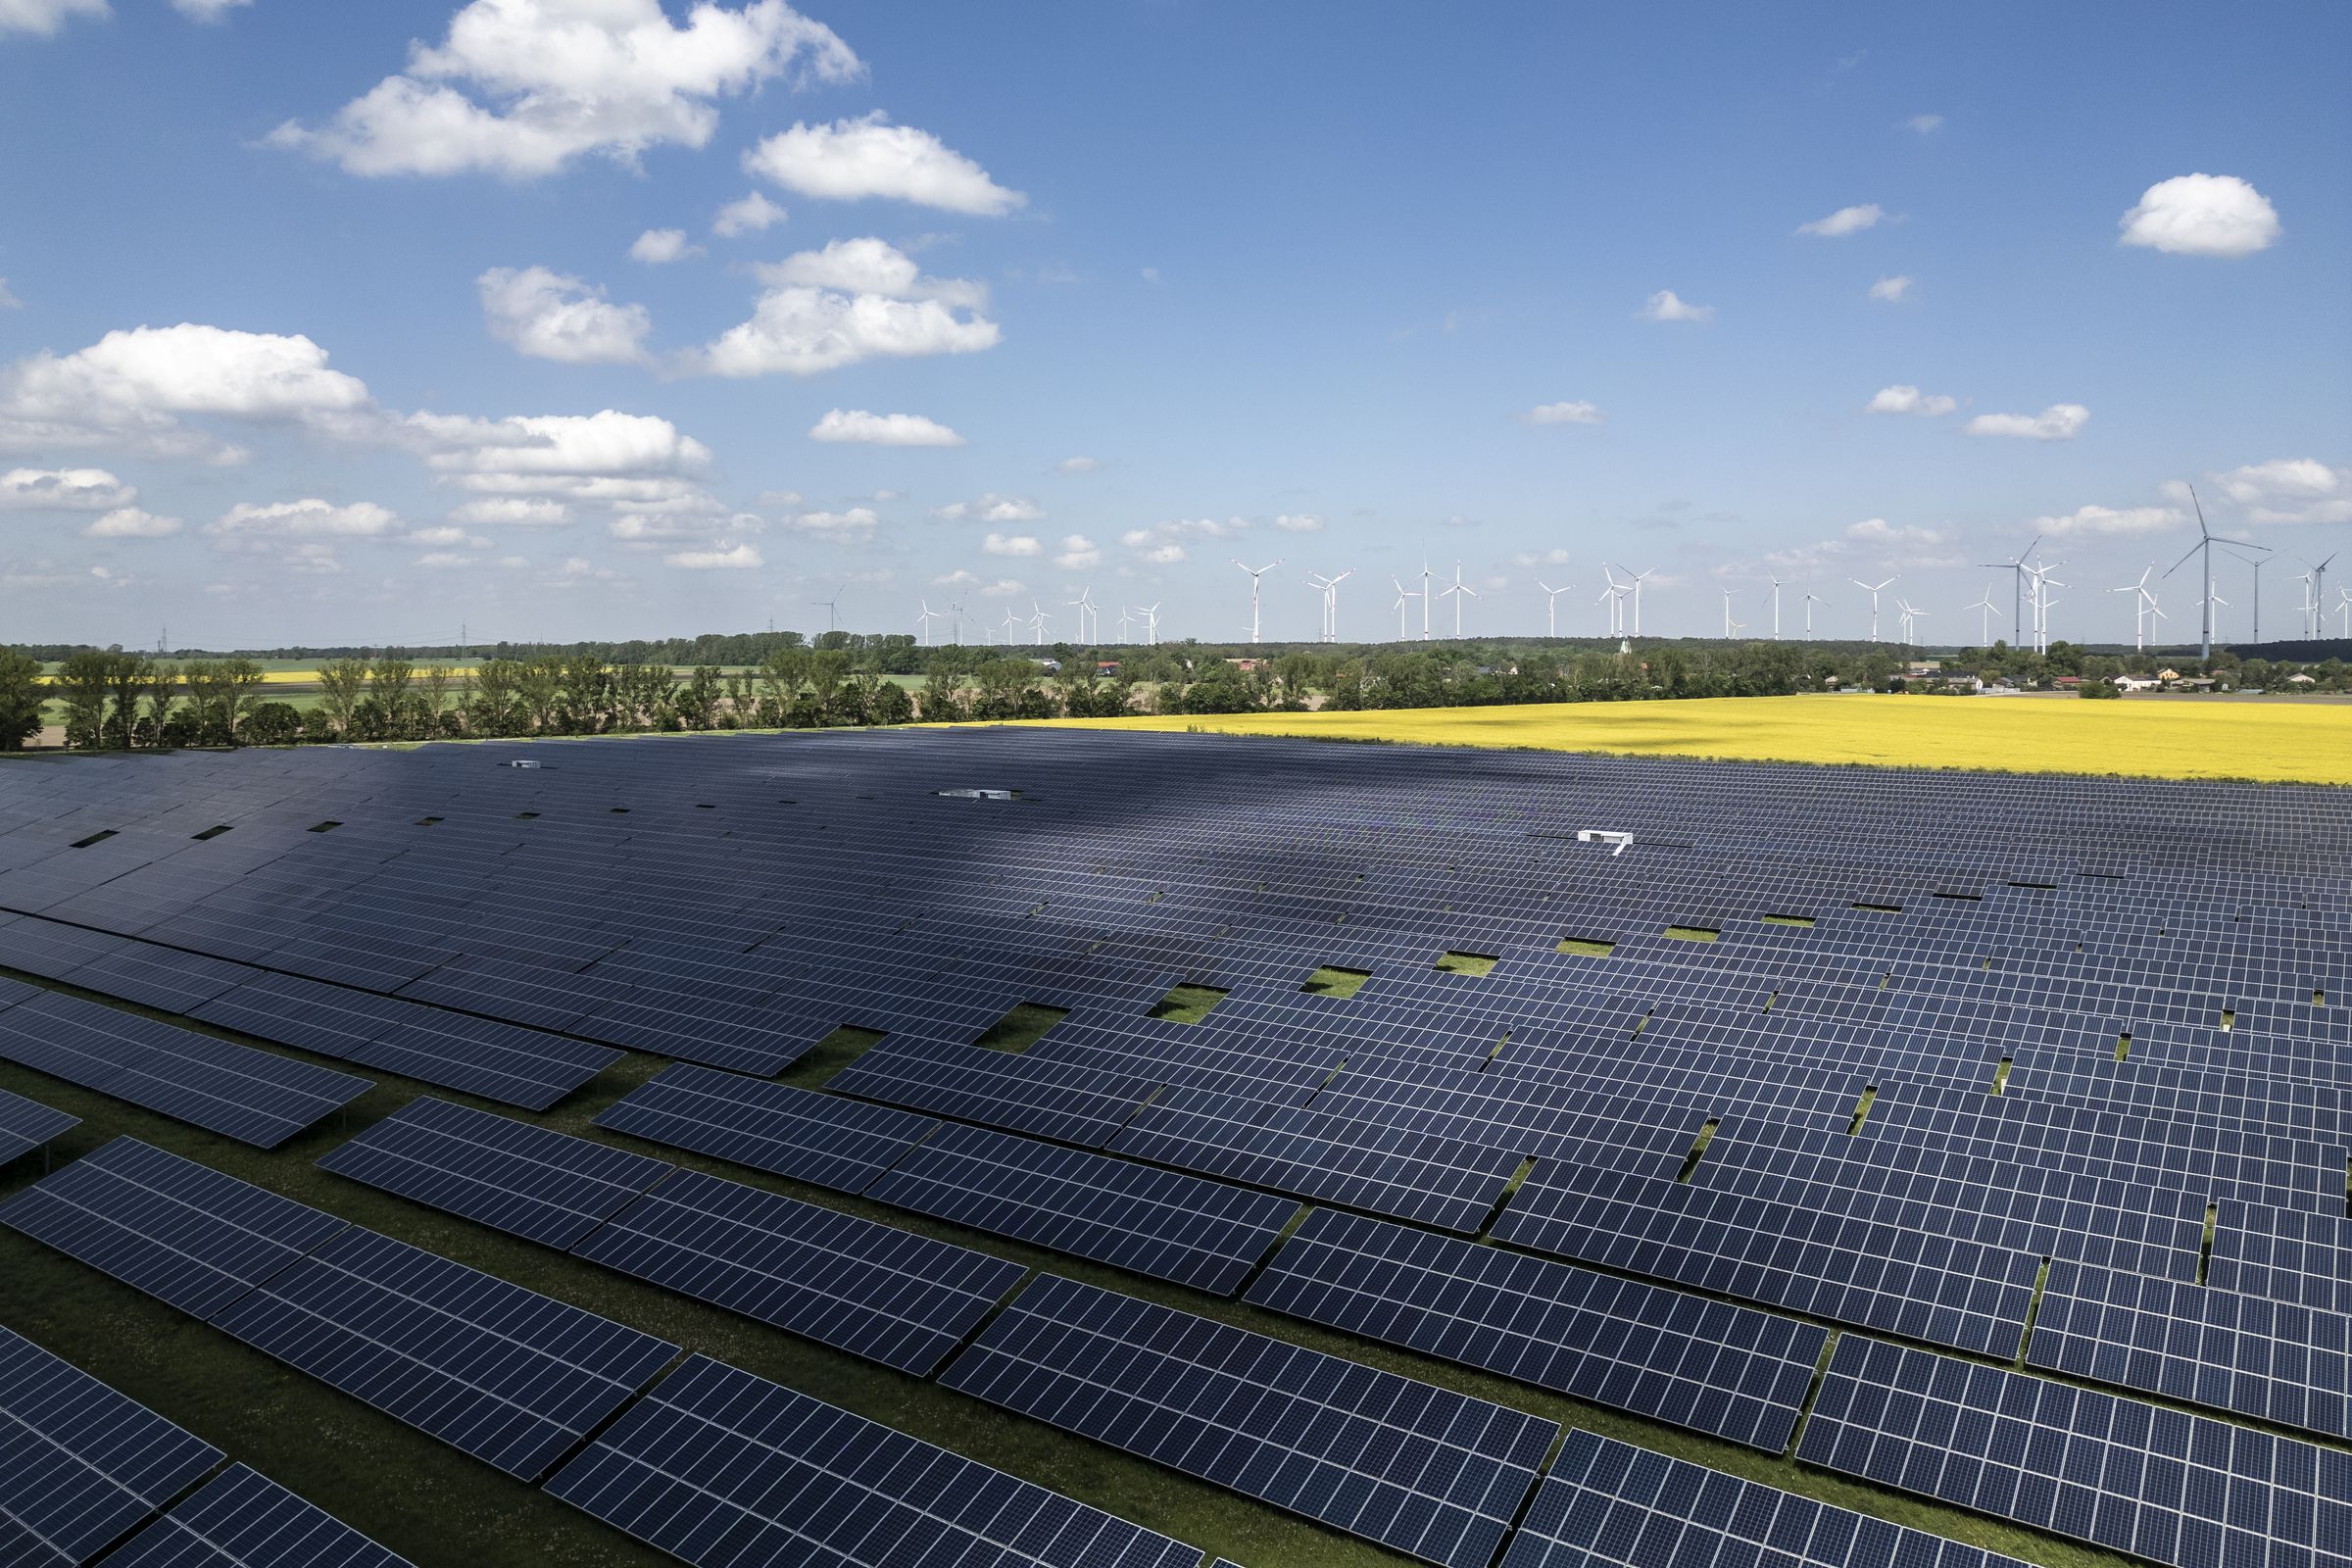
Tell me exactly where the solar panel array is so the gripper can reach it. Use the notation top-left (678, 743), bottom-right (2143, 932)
top-left (546, 1353), bottom-right (1202, 1568)
top-left (0, 1325), bottom-right (222, 1568)
top-left (0, 1085), bottom-right (76, 1166)
top-left (95, 1464), bottom-right (413, 1568)
top-left (943, 1273), bottom-right (1557, 1567)
top-left (9, 724), bottom-right (2352, 1568)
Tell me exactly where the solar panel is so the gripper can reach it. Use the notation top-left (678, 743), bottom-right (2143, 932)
top-left (1797, 1334), bottom-right (2352, 1568)
top-left (545, 1353), bottom-right (1201, 1568)
top-left (0, 1086), bottom-right (77, 1165)
top-left (0, 1137), bottom-right (348, 1320)
top-left (320, 1009), bottom-right (618, 1113)
top-left (571, 1166), bottom-right (1023, 1375)
top-left (589, 1061), bottom-right (937, 1192)
top-left (1246, 1207), bottom-right (1827, 1450)
top-left (0, 1325), bottom-right (223, 1568)
top-left (0, 991), bottom-right (371, 1149)
top-left (60, 945), bottom-right (250, 1016)
top-left (94, 1464), bottom-right (413, 1568)
top-left (1502, 1428), bottom-right (2033, 1568)
top-left (208, 1225), bottom-right (677, 1479)
top-left (315, 1097), bottom-right (670, 1250)
top-left (941, 1274), bottom-right (1557, 1568)
top-left (863, 1119), bottom-right (1300, 1294)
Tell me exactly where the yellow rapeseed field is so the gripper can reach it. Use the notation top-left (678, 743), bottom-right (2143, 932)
top-left (1030, 694), bottom-right (2352, 785)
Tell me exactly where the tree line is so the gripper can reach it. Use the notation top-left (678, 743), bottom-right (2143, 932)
top-left (6, 635), bottom-right (2347, 753)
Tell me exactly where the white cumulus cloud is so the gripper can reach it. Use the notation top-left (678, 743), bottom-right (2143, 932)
top-left (1639, 290), bottom-right (1713, 323)
top-left (629, 227), bottom-right (702, 264)
top-left (209, 498), bottom-right (401, 539)
top-left (172, 0), bottom-right (249, 21)
top-left (783, 507), bottom-right (878, 539)
top-left (691, 239), bottom-right (999, 376)
top-left (808, 408), bottom-right (964, 446)
top-left (2035, 503), bottom-right (2183, 536)
top-left (0, 466), bottom-right (136, 510)
top-left (84, 507), bottom-right (182, 538)
top-left (265, 0), bottom-right (863, 178)
top-left (478, 267), bottom-right (652, 364)
top-left (1868, 274), bottom-right (1915, 303)
top-left (0, 280), bottom-right (18, 309)
top-left (711, 191), bottom-right (787, 236)
top-left (2216, 458), bottom-right (2351, 524)
top-left (1964, 404), bottom-right (2089, 441)
top-left (1053, 533), bottom-right (1100, 569)
top-left (1056, 456), bottom-right (1098, 474)
top-left (1796, 203), bottom-right (1886, 237)
top-left (1273, 514), bottom-right (1324, 533)
top-left (0, 0), bottom-right (106, 37)
top-left (1867, 385), bottom-right (1957, 417)
top-left (744, 112), bottom-right (1023, 215)
top-left (1523, 400), bottom-right (1605, 425)
top-left (2119, 173), bottom-right (2280, 258)
top-left (1904, 114), bottom-right (1943, 133)
top-left (665, 542), bottom-right (762, 569)
top-left (983, 532), bottom-right (1040, 557)
top-left (449, 496), bottom-right (571, 525)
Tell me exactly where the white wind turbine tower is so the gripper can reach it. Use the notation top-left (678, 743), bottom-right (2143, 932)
top-left (1609, 565), bottom-right (1653, 635)
top-left (1536, 580), bottom-right (1573, 637)
top-left (1594, 582), bottom-right (1623, 635)
top-left (1391, 577), bottom-right (1420, 640)
top-left (915, 600), bottom-right (945, 646)
top-left (1064, 587), bottom-right (1098, 644)
top-left (1720, 586), bottom-right (1739, 639)
top-left (1138, 602), bottom-right (1161, 645)
top-left (2308, 553), bottom-right (2339, 636)
top-left (1115, 606), bottom-right (1133, 644)
top-left (2110, 566), bottom-right (2155, 652)
top-left (1849, 576), bottom-right (1894, 642)
top-left (1966, 583), bottom-right (2001, 647)
top-left (1304, 568), bottom-right (1353, 643)
top-left (1418, 560), bottom-right (1437, 641)
top-left (2024, 559), bottom-right (2065, 654)
top-left (1028, 602), bottom-right (1053, 646)
top-left (1979, 532), bottom-right (2042, 646)
top-left (2162, 484), bottom-right (2267, 662)
top-left (1768, 576), bottom-right (1784, 640)
top-left (998, 606), bottom-right (1021, 645)
top-left (1439, 562), bottom-right (1479, 638)
top-left (1895, 598), bottom-right (1927, 645)
top-left (1801, 589), bottom-right (1827, 636)
top-left (1231, 559), bottom-right (1282, 644)
top-left (2336, 586), bottom-right (2352, 638)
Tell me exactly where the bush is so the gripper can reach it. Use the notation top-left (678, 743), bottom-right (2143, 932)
top-left (2078, 679), bottom-right (2122, 700)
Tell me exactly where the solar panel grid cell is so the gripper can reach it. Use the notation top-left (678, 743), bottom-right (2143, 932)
top-left (93, 1464), bottom-right (414, 1568)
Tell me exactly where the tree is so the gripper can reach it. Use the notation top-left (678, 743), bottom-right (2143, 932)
top-left (316, 657), bottom-right (370, 737)
top-left (138, 662), bottom-right (181, 746)
top-left (240, 702), bottom-right (304, 744)
top-left (516, 657), bottom-right (564, 732)
top-left (101, 650), bottom-right (150, 748)
top-left (368, 657), bottom-right (415, 735)
top-left (421, 664), bottom-right (454, 736)
top-left (55, 651), bottom-right (112, 748)
top-left (0, 649), bottom-right (44, 750)
top-left (222, 659), bottom-right (270, 740)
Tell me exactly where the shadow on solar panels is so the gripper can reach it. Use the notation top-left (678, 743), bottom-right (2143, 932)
top-left (974, 1002), bottom-right (1069, 1053)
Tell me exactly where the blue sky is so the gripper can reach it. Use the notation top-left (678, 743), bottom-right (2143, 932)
top-left (2, 0), bottom-right (2345, 649)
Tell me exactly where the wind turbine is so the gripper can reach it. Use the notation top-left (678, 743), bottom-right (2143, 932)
top-left (2024, 560), bottom-right (2065, 654)
top-left (915, 600), bottom-right (945, 646)
top-left (1980, 533), bottom-right (2042, 645)
top-left (1115, 606), bottom-right (1134, 644)
top-left (1594, 581), bottom-right (1623, 635)
top-left (1895, 598), bottom-right (1929, 645)
top-left (1536, 580), bottom-right (1573, 637)
top-left (947, 601), bottom-right (964, 645)
top-left (1434, 562), bottom-right (1479, 638)
top-left (1721, 586), bottom-right (1739, 639)
top-left (2163, 485), bottom-right (2267, 661)
top-left (1391, 577), bottom-right (1421, 640)
top-left (998, 606), bottom-right (1021, 645)
top-left (1305, 568), bottom-right (1353, 643)
top-left (1138, 603), bottom-right (1161, 645)
top-left (1966, 583), bottom-right (2001, 647)
top-left (808, 584), bottom-right (845, 636)
top-left (1064, 587), bottom-right (1098, 644)
top-left (2303, 553), bottom-right (2339, 636)
top-left (2110, 566), bottom-right (2155, 652)
top-left (1028, 601), bottom-right (1053, 646)
top-left (1768, 575), bottom-right (1784, 640)
top-left (2336, 586), bottom-right (2352, 638)
top-left (1231, 559), bottom-right (1282, 644)
top-left (1607, 564), bottom-right (1652, 634)
top-left (1849, 576), bottom-right (1894, 642)
top-left (1801, 589), bottom-right (1827, 637)
top-left (1418, 560), bottom-right (1436, 641)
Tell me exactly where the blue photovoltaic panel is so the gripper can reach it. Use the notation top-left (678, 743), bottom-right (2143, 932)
top-left (0, 1326), bottom-right (223, 1568)
top-left (547, 1353), bottom-right (1201, 1568)
top-left (572, 1166), bottom-right (1022, 1375)
top-left (0, 1085), bottom-right (77, 1165)
top-left (60, 945), bottom-right (250, 1016)
top-left (942, 1274), bottom-right (1556, 1568)
top-left (94, 1464), bottom-right (414, 1568)
top-left (1245, 1207), bottom-right (1827, 1450)
top-left (208, 1226), bottom-right (677, 1480)
top-left (0, 990), bottom-right (370, 1149)
top-left (1501, 1429), bottom-right (2033, 1568)
top-left (0, 1137), bottom-right (348, 1321)
top-left (1797, 1334), bottom-right (2352, 1568)
top-left (863, 1119), bottom-right (1299, 1294)
top-left (324, 1009), bottom-right (619, 1113)
top-left (590, 1061), bottom-right (937, 1193)
top-left (316, 1096), bottom-right (670, 1250)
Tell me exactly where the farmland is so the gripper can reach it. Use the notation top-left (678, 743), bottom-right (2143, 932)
top-left (1034, 693), bottom-right (2352, 785)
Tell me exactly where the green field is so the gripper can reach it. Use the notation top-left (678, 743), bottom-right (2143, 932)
top-left (0, 970), bottom-right (2132, 1568)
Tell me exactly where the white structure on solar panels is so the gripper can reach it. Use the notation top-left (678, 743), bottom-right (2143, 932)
top-left (1438, 561), bottom-right (1478, 638)
top-left (1979, 530), bottom-right (2041, 644)
top-left (2162, 483), bottom-right (2268, 660)
top-left (1230, 558), bottom-right (1282, 644)
top-left (1535, 580), bottom-right (1572, 637)
top-left (1576, 828), bottom-right (1634, 855)
top-left (914, 600), bottom-right (946, 646)
top-left (1848, 576), bottom-right (1893, 641)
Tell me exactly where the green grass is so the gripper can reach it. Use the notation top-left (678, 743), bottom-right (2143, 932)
top-left (1298, 964), bottom-right (1373, 999)
top-left (0, 975), bottom-right (2137, 1568)
top-left (971, 1002), bottom-right (1071, 1054)
top-left (1148, 983), bottom-right (1231, 1024)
